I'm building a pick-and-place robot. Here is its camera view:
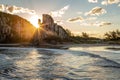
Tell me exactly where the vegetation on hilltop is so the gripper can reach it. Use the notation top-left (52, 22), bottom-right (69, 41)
top-left (65, 29), bottom-right (120, 44)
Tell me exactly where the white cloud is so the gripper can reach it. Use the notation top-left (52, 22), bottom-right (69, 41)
top-left (108, 0), bottom-right (120, 4)
top-left (0, 4), bottom-right (35, 14)
top-left (101, 0), bottom-right (120, 5)
top-left (88, 0), bottom-right (98, 3)
top-left (6, 5), bottom-right (35, 14)
top-left (68, 16), bottom-right (84, 22)
top-left (98, 21), bottom-right (112, 26)
top-left (118, 4), bottom-right (120, 6)
top-left (0, 4), bottom-right (5, 11)
top-left (101, 1), bottom-right (108, 5)
top-left (88, 0), bottom-right (120, 5)
top-left (85, 7), bottom-right (107, 16)
top-left (80, 21), bottom-right (112, 27)
top-left (67, 16), bottom-right (97, 23)
top-left (49, 5), bottom-right (69, 17)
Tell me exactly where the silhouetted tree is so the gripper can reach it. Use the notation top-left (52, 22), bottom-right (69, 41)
top-left (81, 32), bottom-right (89, 38)
top-left (65, 29), bottom-right (74, 37)
top-left (104, 29), bottom-right (120, 41)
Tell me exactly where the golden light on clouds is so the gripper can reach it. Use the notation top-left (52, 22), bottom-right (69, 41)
top-left (49, 5), bottom-right (69, 17)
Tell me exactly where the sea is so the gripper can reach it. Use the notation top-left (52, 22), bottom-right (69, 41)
top-left (0, 45), bottom-right (120, 80)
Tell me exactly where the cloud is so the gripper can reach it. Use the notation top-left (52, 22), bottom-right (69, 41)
top-left (85, 7), bottom-right (107, 16)
top-left (0, 4), bottom-right (5, 11)
top-left (88, 0), bottom-right (98, 3)
top-left (118, 4), bottom-right (120, 6)
top-left (49, 5), bottom-right (69, 17)
top-left (80, 21), bottom-right (112, 27)
top-left (67, 16), bottom-right (97, 23)
top-left (6, 5), bottom-right (35, 14)
top-left (108, 0), bottom-right (120, 4)
top-left (88, 0), bottom-right (120, 5)
top-left (0, 4), bottom-right (35, 14)
top-left (68, 16), bottom-right (84, 22)
top-left (99, 22), bottom-right (112, 26)
top-left (101, 1), bottom-right (108, 5)
top-left (101, 0), bottom-right (120, 5)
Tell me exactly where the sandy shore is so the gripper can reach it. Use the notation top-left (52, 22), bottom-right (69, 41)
top-left (0, 43), bottom-right (120, 50)
top-left (0, 43), bottom-right (68, 49)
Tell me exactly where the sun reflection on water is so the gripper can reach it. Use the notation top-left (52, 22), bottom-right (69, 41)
top-left (15, 49), bottom-right (41, 79)
top-left (2, 47), bottom-right (119, 80)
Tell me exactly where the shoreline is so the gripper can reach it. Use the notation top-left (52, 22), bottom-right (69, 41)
top-left (0, 43), bottom-right (120, 50)
top-left (0, 43), bottom-right (68, 49)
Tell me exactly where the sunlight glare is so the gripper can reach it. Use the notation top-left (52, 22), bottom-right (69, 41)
top-left (29, 15), bottom-right (40, 28)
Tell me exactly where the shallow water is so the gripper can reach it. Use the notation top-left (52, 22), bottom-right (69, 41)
top-left (0, 46), bottom-right (120, 80)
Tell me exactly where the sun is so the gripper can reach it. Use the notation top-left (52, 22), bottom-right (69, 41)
top-left (29, 15), bottom-right (40, 28)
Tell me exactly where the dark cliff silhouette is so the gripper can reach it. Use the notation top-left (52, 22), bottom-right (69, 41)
top-left (32, 14), bottom-right (69, 45)
top-left (0, 11), bottom-right (36, 43)
top-left (0, 12), bottom-right (69, 44)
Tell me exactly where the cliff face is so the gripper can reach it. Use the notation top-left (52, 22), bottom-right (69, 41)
top-left (0, 12), bottom-right (36, 43)
top-left (42, 14), bottom-right (68, 39)
top-left (32, 14), bottom-right (69, 44)
top-left (0, 12), bottom-right (69, 44)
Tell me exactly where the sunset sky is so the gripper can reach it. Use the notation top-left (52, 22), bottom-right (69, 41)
top-left (0, 0), bottom-right (120, 37)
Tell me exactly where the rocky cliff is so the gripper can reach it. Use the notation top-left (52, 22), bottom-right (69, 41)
top-left (0, 12), bottom-right (69, 44)
top-left (42, 14), bottom-right (68, 39)
top-left (31, 14), bottom-right (69, 44)
top-left (0, 11), bottom-right (36, 43)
